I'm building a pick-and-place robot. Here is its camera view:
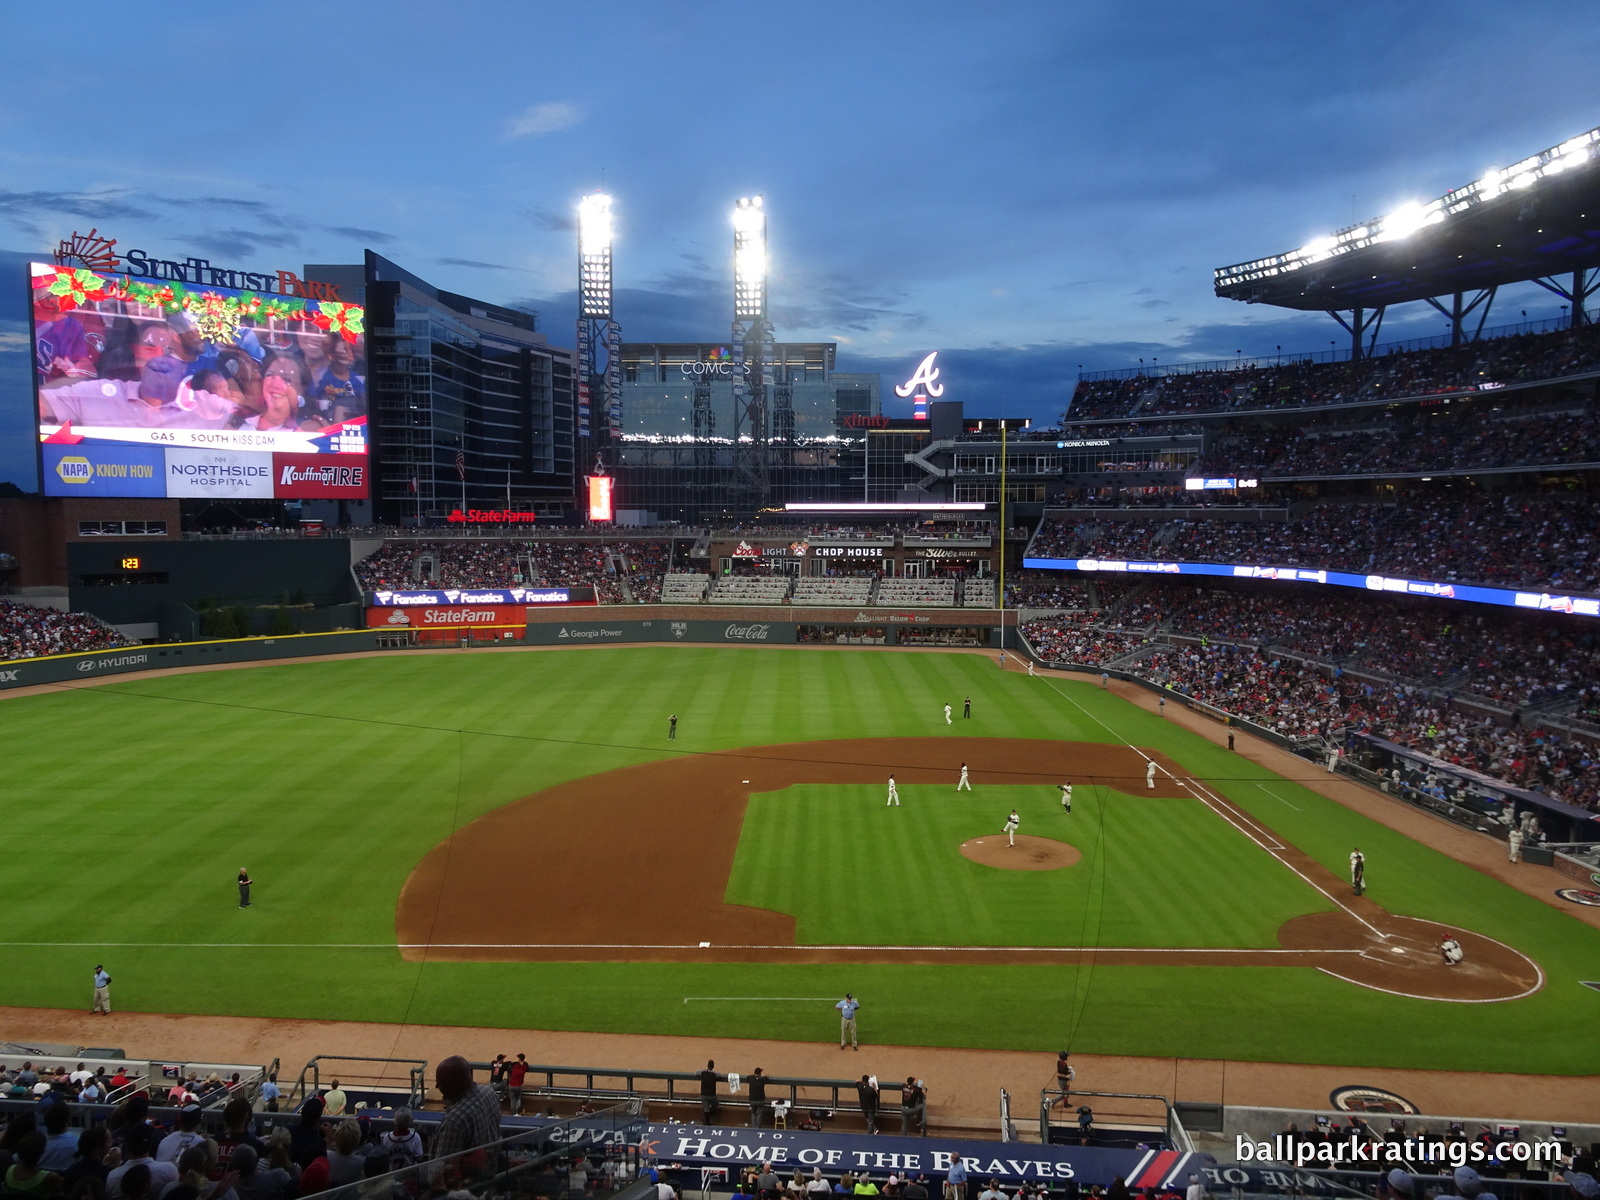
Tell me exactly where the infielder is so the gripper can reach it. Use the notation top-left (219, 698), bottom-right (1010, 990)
top-left (1060, 782), bottom-right (1072, 813)
top-left (1003, 809), bottom-right (1020, 846)
top-left (1027, 660), bottom-right (1035, 677)
top-left (886, 775), bottom-right (900, 806)
top-left (957, 763), bottom-right (971, 791)
top-left (1350, 848), bottom-right (1365, 895)
top-left (1145, 761), bottom-right (1157, 789)
top-left (943, 703), bottom-right (952, 725)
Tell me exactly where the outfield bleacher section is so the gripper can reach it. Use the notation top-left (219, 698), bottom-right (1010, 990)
top-left (660, 573), bottom-right (712, 603)
top-left (874, 578), bottom-right (958, 607)
top-left (709, 576), bottom-right (793, 604)
top-left (791, 578), bottom-right (876, 605)
top-left (961, 578), bottom-right (996, 607)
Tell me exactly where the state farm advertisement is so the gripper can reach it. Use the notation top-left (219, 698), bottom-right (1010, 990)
top-left (273, 453), bottom-right (368, 498)
top-left (366, 606), bottom-right (526, 629)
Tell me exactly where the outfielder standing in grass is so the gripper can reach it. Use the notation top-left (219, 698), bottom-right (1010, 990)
top-left (943, 703), bottom-right (952, 725)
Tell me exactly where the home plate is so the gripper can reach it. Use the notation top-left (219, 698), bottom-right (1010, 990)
top-left (1390, 946), bottom-right (1406, 955)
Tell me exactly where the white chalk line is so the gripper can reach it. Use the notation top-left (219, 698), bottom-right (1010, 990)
top-left (0, 939), bottom-right (1362, 955)
top-left (1256, 783), bottom-right (1304, 811)
top-left (1038, 676), bottom-right (1389, 941)
top-left (682, 997), bottom-right (837, 1003)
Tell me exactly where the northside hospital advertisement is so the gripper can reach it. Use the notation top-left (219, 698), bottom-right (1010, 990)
top-left (31, 260), bottom-right (368, 500)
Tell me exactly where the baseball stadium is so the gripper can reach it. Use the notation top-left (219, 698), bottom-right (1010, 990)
top-left (5, 94), bottom-right (1600, 1200)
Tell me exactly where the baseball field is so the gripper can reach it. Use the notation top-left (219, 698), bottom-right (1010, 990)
top-left (4, 643), bottom-right (1598, 1075)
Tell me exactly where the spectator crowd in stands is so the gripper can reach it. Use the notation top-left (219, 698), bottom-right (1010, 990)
top-left (1021, 581), bottom-right (1600, 808)
top-left (355, 541), bottom-right (678, 604)
top-left (0, 599), bottom-right (131, 662)
top-left (1029, 495), bottom-right (1600, 594)
top-left (1066, 322), bottom-right (1600, 420)
top-left (1194, 402), bottom-right (1599, 479)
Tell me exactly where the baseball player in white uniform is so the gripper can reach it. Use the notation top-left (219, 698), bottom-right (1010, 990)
top-left (1440, 936), bottom-right (1464, 966)
top-left (1060, 782), bottom-right (1072, 813)
top-left (944, 703), bottom-right (952, 725)
top-left (1003, 809), bottom-right (1020, 846)
top-left (886, 775), bottom-right (900, 806)
top-left (1145, 761), bottom-right (1157, 789)
top-left (957, 763), bottom-right (971, 791)
top-left (1027, 660), bottom-right (1035, 676)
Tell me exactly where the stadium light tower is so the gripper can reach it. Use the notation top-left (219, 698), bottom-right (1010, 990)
top-left (731, 195), bottom-right (776, 500)
top-left (576, 192), bottom-right (622, 444)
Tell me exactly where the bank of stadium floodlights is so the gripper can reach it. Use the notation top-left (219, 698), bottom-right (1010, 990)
top-left (1214, 125), bottom-right (1600, 351)
top-left (577, 192), bottom-right (622, 442)
top-left (731, 196), bottom-right (786, 501)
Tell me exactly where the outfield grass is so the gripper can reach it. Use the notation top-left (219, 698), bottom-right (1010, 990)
top-left (3, 645), bottom-right (1600, 1073)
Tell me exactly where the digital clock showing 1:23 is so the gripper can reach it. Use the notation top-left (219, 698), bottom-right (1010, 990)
top-left (120, 557), bottom-right (140, 570)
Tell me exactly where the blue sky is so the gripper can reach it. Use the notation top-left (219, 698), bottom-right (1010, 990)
top-left (1, 0), bottom-right (1596, 433)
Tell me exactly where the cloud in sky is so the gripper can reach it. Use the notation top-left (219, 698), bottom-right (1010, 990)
top-left (504, 101), bottom-right (581, 138)
top-left (439, 257), bottom-right (513, 271)
top-left (328, 225), bottom-right (397, 245)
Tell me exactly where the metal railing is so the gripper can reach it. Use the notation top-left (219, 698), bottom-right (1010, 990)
top-left (482, 1062), bottom-right (915, 1127)
top-left (1039, 1088), bottom-right (1173, 1145)
top-left (295, 1054), bottom-right (428, 1109)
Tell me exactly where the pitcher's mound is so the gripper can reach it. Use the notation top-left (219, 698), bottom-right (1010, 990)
top-left (960, 835), bottom-right (1081, 871)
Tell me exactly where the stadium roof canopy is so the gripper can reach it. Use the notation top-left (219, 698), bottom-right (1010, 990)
top-left (1214, 126), bottom-right (1600, 312)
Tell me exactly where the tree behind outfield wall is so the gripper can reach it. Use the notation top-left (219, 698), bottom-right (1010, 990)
top-left (269, 606), bottom-right (295, 637)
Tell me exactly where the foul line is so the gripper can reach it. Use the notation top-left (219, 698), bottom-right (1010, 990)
top-left (1257, 783), bottom-right (1304, 811)
top-left (1038, 675), bottom-right (1389, 941)
top-left (682, 997), bottom-right (838, 1003)
top-left (1317, 963), bottom-right (1545, 1005)
top-left (0, 939), bottom-right (1365, 955)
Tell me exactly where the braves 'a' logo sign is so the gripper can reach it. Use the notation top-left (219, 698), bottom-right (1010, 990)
top-left (894, 351), bottom-right (944, 398)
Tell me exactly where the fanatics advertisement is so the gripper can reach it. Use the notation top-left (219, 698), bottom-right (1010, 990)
top-left (368, 588), bottom-right (579, 607)
top-left (1022, 554), bottom-right (1600, 620)
top-left (32, 260), bottom-right (368, 498)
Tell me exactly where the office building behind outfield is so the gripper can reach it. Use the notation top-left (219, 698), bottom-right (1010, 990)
top-left (332, 253), bottom-right (577, 525)
top-left (612, 341), bottom-right (879, 520)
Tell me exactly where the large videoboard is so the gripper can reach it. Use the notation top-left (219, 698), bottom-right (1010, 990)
top-left (31, 262), bottom-right (368, 499)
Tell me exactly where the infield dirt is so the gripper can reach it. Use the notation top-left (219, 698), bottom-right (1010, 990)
top-left (397, 736), bottom-right (1539, 1001)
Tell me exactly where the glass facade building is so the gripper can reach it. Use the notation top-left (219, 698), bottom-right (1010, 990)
top-left (609, 341), bottom-right (880, 520)
top-left (360, 253), bottom-right (576, 523)
top-left (619, 343), bottom-right (877, 440)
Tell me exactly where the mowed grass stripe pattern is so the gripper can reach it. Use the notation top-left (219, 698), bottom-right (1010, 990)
top-left (3, 646), bottom-right (1600, 1074)
top-left (726, 783), bottom-right (1333, 947)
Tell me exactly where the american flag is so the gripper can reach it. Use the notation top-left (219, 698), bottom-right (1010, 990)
top-left (408, 475), bottom-right (418, 494)
top-left (455, 450), bottom-right (466, 481)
